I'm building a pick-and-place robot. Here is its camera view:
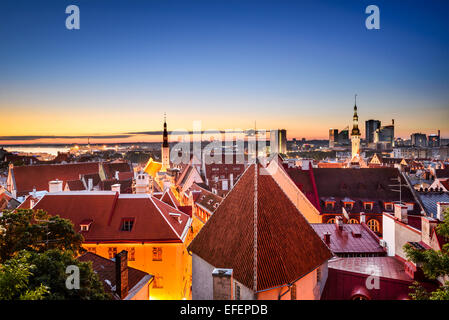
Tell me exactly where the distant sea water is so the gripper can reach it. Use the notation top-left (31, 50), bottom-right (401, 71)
top-left (4, 146), bottom-right (69, 156)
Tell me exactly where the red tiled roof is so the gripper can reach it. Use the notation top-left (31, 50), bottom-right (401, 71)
top-left (160, 189), bottom-right (180, 209)
top-left (101, 162), bottom-right (133, 180)
top-left (11, 162), bottom-right (100, 196)
top-left (311, 224), bottom-right (386, 256)
top-left (16, 195), bottom-right (39, 210)
top-left (66, 180), bottom-right (86, 191)
top-left (33, 193), bottom-right (191, 243)
top-left (188, 163), bottom-right (333, 292)
top-left (77, 252), bottom-right (151, 300)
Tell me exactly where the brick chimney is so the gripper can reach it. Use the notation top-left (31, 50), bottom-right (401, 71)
top-left (49, 180), bottom-right (63, 193)
top-left (323, 232), bottom-right (331, 245)
top-left (212, 268), bottom-right (233, 300)
top-left (88, 178), bottom-right (93, 191)
top-left (394, 203), bottom-right (408, 224)
top-left (115, 250), bottom-right (128, 299)
top-left (437, 202), bottom-right (449, 221)
top-left (421, 216), bottom-right (438, 246)
top-left (111, 184), bottom-right (121, 194)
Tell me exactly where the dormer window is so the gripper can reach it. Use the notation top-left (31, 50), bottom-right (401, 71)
top-left (120, 218), bottom-right (135, 231)
top-left (385, 203), bottom-right (393, 211)
top-left (79, 219), bottom-right (93, 232)
top-left (344, 202), bottom-right (353, 211)
top-left (325, 201), bottom-right (335, 211)
top-left (364, 202), bottom-right (373, 211)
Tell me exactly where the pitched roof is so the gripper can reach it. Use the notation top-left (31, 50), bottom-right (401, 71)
top-left (435, 168), bottom-right (449, 179)
top-left (33, 193), bottom-right (191, 243)
top-left (11, 162), bottom-right (100, 196)
top-left (188, 163), bottom-right (333, 292)
top-left (101, 162), bottom-right (133, 180)
top-left (311, 224), bottom-right (386, 255)
top-left (418, 192), bottom-right (449, 219)
top-left (77, 252), bottom-right (152, 300)
top-left (66, 180), bottom-right (86, 191)
top-left (160, 188), bottom-right (181, 209)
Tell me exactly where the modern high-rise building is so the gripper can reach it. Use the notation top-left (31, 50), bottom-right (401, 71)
top-left (374, 120), bottom-right (395, 148)
top-left (365, 119), bottom-right (381, 144)
top-left (270, 129), bottom-right (287, 154)
top-left (428, 130), bottom-right (441, 148)
top-left (329, 129), bottom-right (338, 148)
top-left (411, 133), bottom-right (427, 147)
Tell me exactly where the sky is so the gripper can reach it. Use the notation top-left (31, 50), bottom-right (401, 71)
top-left (0, 0), bottom-right (448, 144)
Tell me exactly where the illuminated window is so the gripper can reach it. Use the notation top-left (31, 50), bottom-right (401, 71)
top-left (87, 247), bottom-right (96, 254)
top-left (120, 218), bottom-right (134, 231)
top-left (153, 275), bottom-right (163, 289)
top-left (327, 218), bottom-right (336, 224)
top-left (349, 219), bottom-right (359, 224)
top-left (152, 247), bottom-right (162, 261)
top-left (108, 247), bottom-right (117, 259)
top-left (127, 247), bottom-right (135, 261)
top-left (352, 295), bottom-right (369, 300)
top-left (367, 219), bottom-right (380, 233)
top-left (291, 284), bottom-right (297, 300)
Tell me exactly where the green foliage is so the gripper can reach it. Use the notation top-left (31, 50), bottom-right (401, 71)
top-left (0, 209), bottom-right (84, 263)
top-left (404, 209), bottom-right (449, 300)
top-left (0, 209), bottom-right (111, 300)
top-left (0, 251), bottom-right (49, 300)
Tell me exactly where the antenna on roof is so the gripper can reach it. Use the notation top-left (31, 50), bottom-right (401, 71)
top-left (389, 175), bottom-right (404, 204)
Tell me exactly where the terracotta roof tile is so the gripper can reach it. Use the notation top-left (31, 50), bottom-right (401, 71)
top-left (188, 163), bottom-right (333, 292)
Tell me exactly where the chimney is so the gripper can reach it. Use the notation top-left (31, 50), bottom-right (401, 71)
top-left (115, 171), bottom-right (120, 180)
top-left (49, 180), bottom-right (63, 193)
top-left (115, 250), bottom-right (129, 299)
top-left (111, 184), bottom-right (121, 194)
top-left (323, 232), bottom-right (331, 245)
top-left (360, 212), bottom-right (366, 224)
top-left (30, 198), bottom-right (35, 209)
top-left (437, 202), bottom-right (449, 221)
top-left (394, 203), bottom-right (408, 224)
top-left (336, 216), bottom-right (343, 231)
top-left (212, 268), bottom-right (233, 300)
top-left (421, 216), bottom-right (438, 246)
top-left (230, 173), bottom-right (234, 189)
top-left (88, 178), bottom-right (93, 191)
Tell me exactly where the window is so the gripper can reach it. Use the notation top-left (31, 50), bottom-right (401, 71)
top-left (364, 203), bottom-right (373, 211)
top-left (385, 203), bottom-right (393, 211)
top-left (153, 275), bottom-right (163, 289)
top-left (344, 202), bottom-right (353, 210)
top-left (120, 218), bottom-right (134, 231)
top-left (127, 247), bottom-right (135, 261)
top-left (327, 218), bottom-right (336, 224)
top-left (317, 268), bottom-right (322, 282)
top-left (290, 284), bottom-right (297, 300)
top-left (235, 284), bottom-right (241, 300)
top-left (325, 202), bottom-right (334, 211)
top-left (152, 247), bottom-right (163, 261)
top-left (349, 219), bottom-right (359, 224)
top-left (81, 225), bottom-right (89, 231)
top-left (367, 219), bottom-right (380, 233)
top-left (108, 247), bottom-right (117, 259)
top-left (87, 247), bottom-right (96, 254)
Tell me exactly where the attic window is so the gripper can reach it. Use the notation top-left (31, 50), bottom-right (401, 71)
top-left (79, 219), bottom-right (93, 232)
top-left (364, 202), bottom-right (373, 211)
top-left (325, 201), bottom-right (335, 211)
top-left (120, 218), bottom-right (135, 231)
top-left (344, 202), bottom-right (353, 211)
top-left (384, 203), bottom-right (393, 211)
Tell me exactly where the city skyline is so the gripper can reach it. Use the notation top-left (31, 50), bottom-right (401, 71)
top-left (1, 0), bottom-right (448, 145)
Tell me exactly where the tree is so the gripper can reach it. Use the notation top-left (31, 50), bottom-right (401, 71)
top-left (404, 209), bottom-right (449, 300)
top-left (0, 209), bottom-right (111, 300)
top-left (0, 209), bottom-right (84, 263)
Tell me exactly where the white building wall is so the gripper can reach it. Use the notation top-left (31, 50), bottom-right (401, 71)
top-left (382, 213), bottom-right (396, 256)
top-left (192, 254), bottom-right (214, 300)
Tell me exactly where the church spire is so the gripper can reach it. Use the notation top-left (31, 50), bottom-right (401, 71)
top-left (351, 94), bottom-right (360, 136)
top-left (162, 113), bottom-right (168, 148)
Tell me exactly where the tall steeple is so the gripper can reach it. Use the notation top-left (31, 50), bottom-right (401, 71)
top-left (163, 113), bottom-right (169, 148)
top-left (351, 94), bottom-right (361, 160)
top-left (351, 94), bottom-right (361, 136)
top-left (161, 113), bottom-right (170, 171)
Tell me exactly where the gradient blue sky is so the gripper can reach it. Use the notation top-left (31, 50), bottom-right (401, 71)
top-left (0, 0), bottom-right (448, 142)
